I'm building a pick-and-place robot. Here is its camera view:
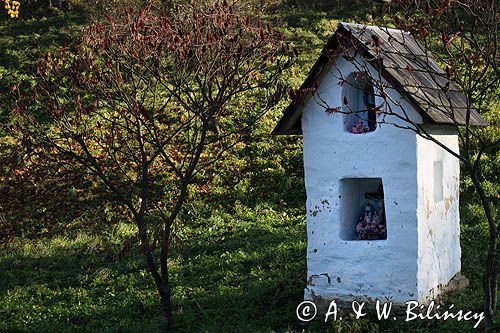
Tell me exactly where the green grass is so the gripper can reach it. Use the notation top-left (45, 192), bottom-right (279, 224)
top-left (0, 136), bottom-right (309, 332)
top-left (0, 1), bottom-right (499, 332)
top-left (0, 10), bottom-right (88, 127)
top-left (1, 132), bottom-right (497, 332)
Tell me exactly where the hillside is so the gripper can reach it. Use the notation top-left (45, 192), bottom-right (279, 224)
top-left (0, 1), bottom-right (498, 332)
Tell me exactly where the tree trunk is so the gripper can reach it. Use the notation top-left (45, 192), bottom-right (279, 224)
top-left (469, 166), bottom-right (498, 325)
top-left (159, 250), bottom-right (173, 332)
top-left (491, 271), bottom-right (498, 313)
top-left (143, 243), bottom-right (173, 332)
top-left (483, 270), bottom-right (494, 325)
top-left (135, 214), bottom-right (174, 331)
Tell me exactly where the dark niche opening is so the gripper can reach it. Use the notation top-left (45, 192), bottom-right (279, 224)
top-left (342, 72), bottom-right (377, 134)
top-left (340, 178), bottom-right (387, 241)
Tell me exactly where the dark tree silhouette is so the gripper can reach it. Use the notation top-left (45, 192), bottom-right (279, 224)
top-left (14, 1), bottom-right (294, 329)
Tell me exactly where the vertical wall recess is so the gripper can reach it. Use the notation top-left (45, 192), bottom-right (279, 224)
top-left (340, 178), bottom-right (386, 240)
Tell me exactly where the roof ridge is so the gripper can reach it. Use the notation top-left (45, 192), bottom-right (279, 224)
top-left (338, 22), bottom-right (410, 35)
top-left (272, 22), bottom-right (488, 135)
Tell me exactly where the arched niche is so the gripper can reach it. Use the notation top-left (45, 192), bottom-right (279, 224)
top-left (342, 72), bottom-right (377, 134)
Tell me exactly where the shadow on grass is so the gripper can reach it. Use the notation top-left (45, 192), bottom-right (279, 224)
top-left (0, 13), bottom-right (86, 50)
top-left (0, 236), bottom-right (163, 332)
top-left (0, 213), bottom-right (307, 332)
top-left (0, 144), bottom-right (132, 241)
top-left (171, 226), bottom-right (307, 332)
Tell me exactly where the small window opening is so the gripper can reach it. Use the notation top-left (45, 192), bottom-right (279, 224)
top-left (342, 72), bottom-right (377, 134)
top-left (340, 178), bottom-right (387, 240)
top-left (434, 161), bottom-right (444, 202)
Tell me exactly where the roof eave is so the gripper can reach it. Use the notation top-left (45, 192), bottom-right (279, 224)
top-left (271, 23), bottom-right (489, 135)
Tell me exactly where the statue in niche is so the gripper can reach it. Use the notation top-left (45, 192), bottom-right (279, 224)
top-left (356, 199), bottom-right (386, 240)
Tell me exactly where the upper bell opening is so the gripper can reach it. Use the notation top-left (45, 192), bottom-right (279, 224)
top-left (342, 72), bottom-right (377, 134)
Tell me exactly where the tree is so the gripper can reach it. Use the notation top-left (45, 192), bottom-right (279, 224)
top-left (14, 1), bottom-right (294, 329)
top-left (305, 0), bottom-right (498, 325)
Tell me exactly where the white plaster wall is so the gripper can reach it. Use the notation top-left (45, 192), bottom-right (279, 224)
top-left (302, 53), bottom-right (425, 303)
top-left (416, 126), bottom-right (461, 303)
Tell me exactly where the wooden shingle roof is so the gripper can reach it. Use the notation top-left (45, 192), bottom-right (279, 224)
top-left (273, 22), bottom-right (488, 135)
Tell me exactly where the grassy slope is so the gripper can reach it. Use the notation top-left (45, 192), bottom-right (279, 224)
top-left (0, 2), bottom-right (498, 332)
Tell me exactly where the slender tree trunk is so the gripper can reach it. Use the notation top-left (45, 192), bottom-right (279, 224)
top-left (156, 184), bottom-right (190, 331)
top-left (149, 127), bottom-right (206, 331)
top-left (469, 166), bottom-right (498, 325)
top-left (491, 270), bottom-right (498, 313)
top-left (141, 237), bottom-right (173, 332)
top-left (483, 261), bottom-right (495, 324)
top-left (154, 183), bottom-right (190, 331)
top-left (160, 244), bottom-right (173, 331)
top-left (135, 214), bottom-right (173, 331)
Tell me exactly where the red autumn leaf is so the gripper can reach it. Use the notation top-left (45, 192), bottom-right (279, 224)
top-left (446, 66), bottom-right (452, 79)
top-left (394, 16), bottom-right (401, 27)
top-left (441, 32), bottom-right (448, 48)
top-left (325, 106), bottom-right (341, 114)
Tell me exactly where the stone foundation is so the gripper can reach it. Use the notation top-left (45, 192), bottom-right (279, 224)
top-left (309, 272), bottom-right (469, 315)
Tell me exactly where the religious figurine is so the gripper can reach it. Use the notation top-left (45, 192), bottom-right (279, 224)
top-left (351, 121), bottom-right (366, 134)
top-left (363, 202), bottom-right (375, 220)
top-left (356, 202), bottom-right (386, 240)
